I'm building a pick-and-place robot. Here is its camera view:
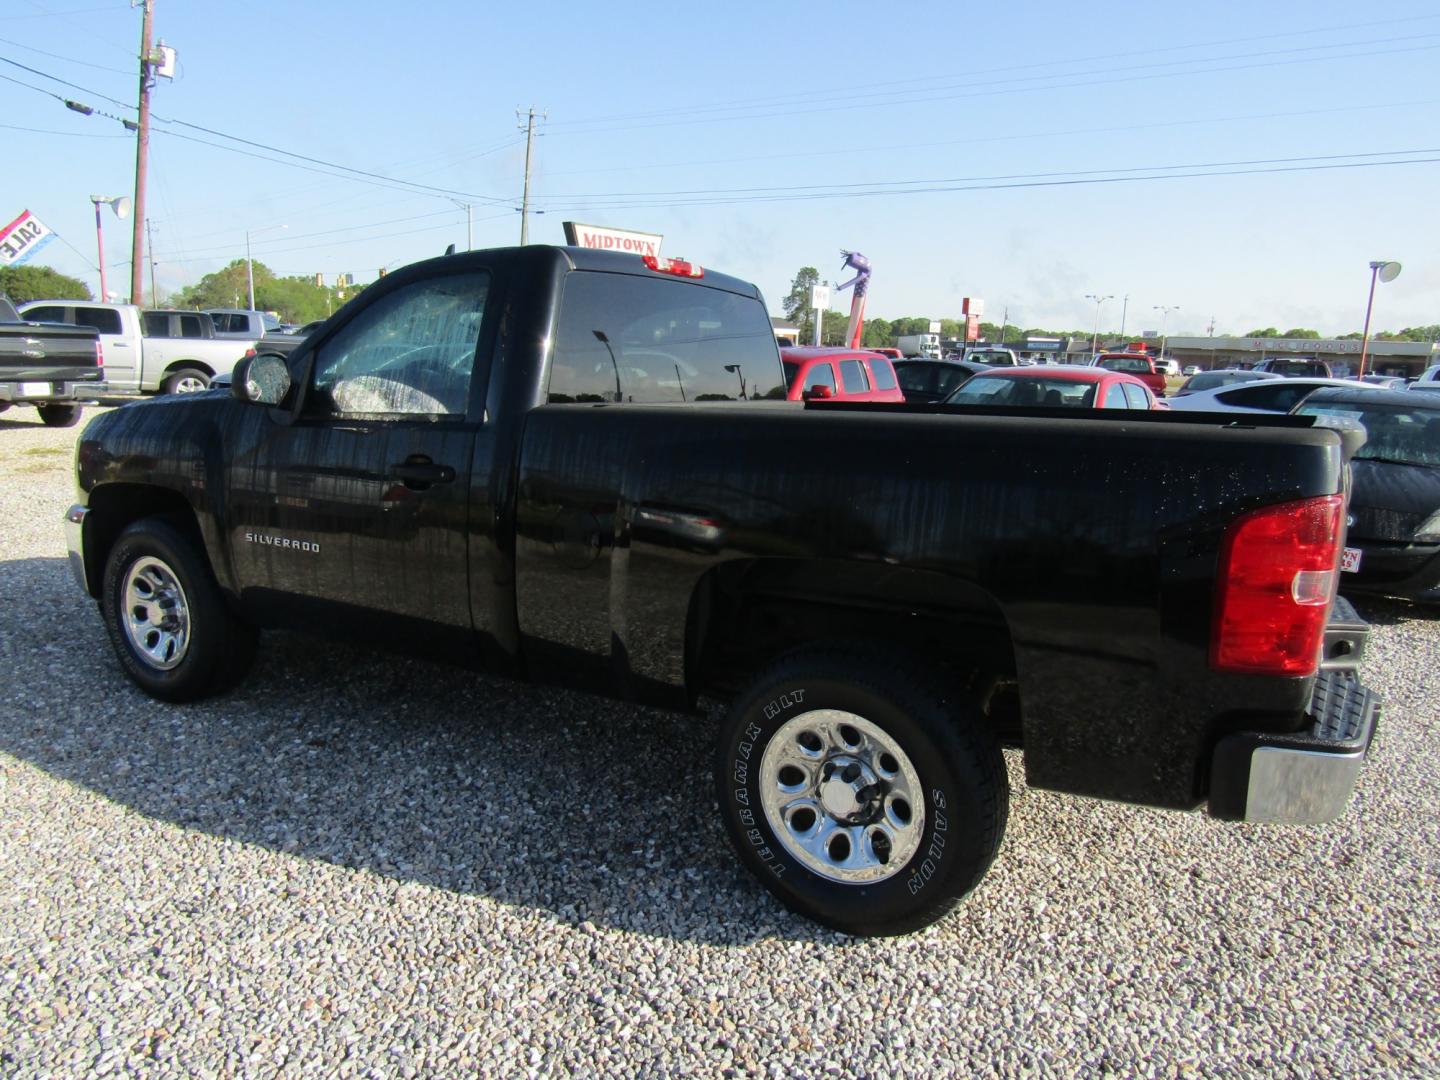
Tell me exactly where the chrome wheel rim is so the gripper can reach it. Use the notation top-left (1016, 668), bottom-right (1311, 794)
top-left (121, 556), bottom-right (191, 670)
top-left (172, 374), bottom-right (209, 393)
top-left (759, 709), bottom-right (925, 884)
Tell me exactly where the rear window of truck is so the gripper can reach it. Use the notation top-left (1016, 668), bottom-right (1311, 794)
top-left (548, 272), bottom-right (785, 404)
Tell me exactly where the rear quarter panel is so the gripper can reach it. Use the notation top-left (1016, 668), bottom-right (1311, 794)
top-left (514, 404), bottom-right (1346, 808)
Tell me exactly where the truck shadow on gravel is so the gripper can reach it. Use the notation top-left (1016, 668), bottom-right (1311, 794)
top-left (0, 556), bottom-right (834, 945)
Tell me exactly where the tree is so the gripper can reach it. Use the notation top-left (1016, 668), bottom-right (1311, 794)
top-left (0, 264), bottom-right (91, 303)
top-left (171, 259), bottom-right (350, 322)
top-left (1243, 327), bottom-right (1281, 338)
top-left (782, 267), bottom-right (820, 341)
top-left (1281, 328), bottom-right (1321, 339)
top-left (860, 318), bottom-right (892, 348)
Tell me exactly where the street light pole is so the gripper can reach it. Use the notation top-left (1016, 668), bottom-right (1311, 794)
top-left (1085, 294), bottom-right (1113, 359)
top-left (91, 195), bottom-right (131, 301)
top-left (1358, 260), bottom-right (1401, 378)
top-left (245, 224), bottom-right (286, 311)
top-left (1153, 305), bottom-right (1179, 359)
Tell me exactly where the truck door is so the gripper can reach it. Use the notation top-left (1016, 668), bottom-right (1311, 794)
top-left (225, 269), bottom-right (493, 637)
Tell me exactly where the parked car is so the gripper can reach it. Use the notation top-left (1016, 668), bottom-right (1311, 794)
top-left (1408, 365), bottom-right (1440, 393)
top-left (1093, 352), bottom-right (1167, 397)
top-left (781, 346), bottom-right (904, 402)
top-left (1153, 358), bottom-right (1180, 377)
top-left (941, 364), bottom-right (1163, 410)
top-left (892, 359), bottom-right (989, 403)
top-left (1254, 357), bottom-right (1333, 379)
top-left (963, 347), bottom-right (1019, 366)
top-left (1293, 386), bottom-right (1440, 602)
top-left (1356, 374), bottom-right (1406, 390)
top-left (206, 309), bottom-right (280, 338)
top-left (62, 244), bottom-right (1379, 936)
top-left (1173, 369), bottom-right (1284, 396)
top-left (19, 299), bottom-right (258, 395)
top-left (140, 309), bottom-right (217, 339)
top-left (1166, 377), bottom-right (1355, 414)
top-left (0, 293), bottom-right (103, 426)
top-left (1182, 365), bottom-right (1201, 376)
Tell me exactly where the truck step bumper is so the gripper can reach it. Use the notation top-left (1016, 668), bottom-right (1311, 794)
top-left (1209, 669), bottom-right (1379, 825)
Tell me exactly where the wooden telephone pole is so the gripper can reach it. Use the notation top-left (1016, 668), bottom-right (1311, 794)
top-left (129, 0), bottom-right (155, 305)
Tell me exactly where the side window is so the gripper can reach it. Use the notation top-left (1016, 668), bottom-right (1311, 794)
top-left (839, 359), bottom-right (869, 393)
top-left (869, 359), bottom-right (897, 391)
top-left (803, 362), bottom-right (837, 394)
top-left (180, 314), bottom-right (205, 338)
top-left (1226, 384), bottom-right (1308, 411)
top-left (1101, 383), bottom-right (1128, 409)
top-left (142, 312), bottom-right (170, 337)
top-left (1122, 383), bottom-right (1151, 409)
top-left (22, 305), bottom-right (66, 323)
top-left (74, 307), bottom-right (123, 335)
top-left (210, 313), bottom-right (239, 333)
top-left (309, 271), bottom-right (488, 417)
top-left (548, 272), bottom-right (785, 403)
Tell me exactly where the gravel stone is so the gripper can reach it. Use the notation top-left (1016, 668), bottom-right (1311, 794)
top-left (1, 406), bottom-right (1437, 1076)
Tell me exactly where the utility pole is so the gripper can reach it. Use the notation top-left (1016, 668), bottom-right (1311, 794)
top-left (1118, 294), bottom-right (1130, 340)
top-left (1207, 316), bottom-right (1216, 337)
top-left (129, 0), bottom-right (155, 305)
top-left (517, 106), bottom-right (544, 245)
top-left (145, 218), bottom-right (158, 304)
top-left (999, 305), bottom-right (1008, 346)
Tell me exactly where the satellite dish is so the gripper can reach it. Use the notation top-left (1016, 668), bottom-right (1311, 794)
top-left (1378, 261), bottom-right (1401, 283)
top-left (113, 196), bottom-right (132, 219)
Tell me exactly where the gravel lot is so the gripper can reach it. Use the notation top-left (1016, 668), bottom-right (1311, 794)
top-left (2, 405), bottom-right (1437, 1077)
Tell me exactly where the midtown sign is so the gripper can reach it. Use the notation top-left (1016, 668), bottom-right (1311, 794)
top-left (563, 221), bottom-right (663, 258)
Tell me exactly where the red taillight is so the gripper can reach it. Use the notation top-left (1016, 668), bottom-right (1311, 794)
top-left (94, 339), bottom-right (104, 370)
top-left (642, 254), bottom-right (704, 278)
top-left (1211, 494), bottom-right (1344, 676)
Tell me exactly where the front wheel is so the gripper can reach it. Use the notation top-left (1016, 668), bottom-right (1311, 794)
top-left (101, 516), bottom-right (256, 701)
top-left (716, 647), bottom-right (1008, 936)
top-left (38, 403), bottom-right (81, 427)
top-left (162, 368), bottom-right (211, 394)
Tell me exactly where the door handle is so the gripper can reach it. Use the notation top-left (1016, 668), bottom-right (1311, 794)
top-left (391, 457), bottom-right (455, 488)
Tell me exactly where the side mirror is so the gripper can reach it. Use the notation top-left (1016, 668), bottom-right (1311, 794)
top-left (802, 384), bottom-right (833, 401)
top-left (231, 352), bottom-right (292, 406)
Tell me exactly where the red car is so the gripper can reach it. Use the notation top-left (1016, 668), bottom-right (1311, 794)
top-left (1095, 352), bottom-right (1168, 397)
top-left (781, 346), bottom-right (905, 403)
top-left (942, 364), bottom-right (1165, 410)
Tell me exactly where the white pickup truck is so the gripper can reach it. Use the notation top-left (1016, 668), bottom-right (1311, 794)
top-left (17, 301), bottom-right (258, 394)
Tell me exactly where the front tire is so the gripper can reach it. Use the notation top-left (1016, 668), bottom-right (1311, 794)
top-left (38, 403), bottom-right (81, 427)
top-left (716, 647), bottom-right (1008, 936)
top-left (101, 516), bottom-right (256, 701)
top-left (163, 368), bottom-right (211, 394)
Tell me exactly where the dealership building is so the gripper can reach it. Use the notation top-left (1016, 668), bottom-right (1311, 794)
top-left (1152, 336), bottom-right (1437, 378)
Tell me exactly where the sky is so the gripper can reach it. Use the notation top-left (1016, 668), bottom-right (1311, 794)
top-left (3, 0), bottom-right (1438, 337)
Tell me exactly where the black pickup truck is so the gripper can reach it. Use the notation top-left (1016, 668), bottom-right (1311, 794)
top-left (0, 293), bottom-right (103, 426)
top-left (64, 246), bottom-right (1379, 935)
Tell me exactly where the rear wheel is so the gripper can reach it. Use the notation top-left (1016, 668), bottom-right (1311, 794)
top-left (162, 368), bottom-right (211, 394)
top-left (101, 516), bottom-right (256, 701)
top-left (38, 404), bottom-right (80, 427)
top-left (716, 647), bottom-right (1008, 936)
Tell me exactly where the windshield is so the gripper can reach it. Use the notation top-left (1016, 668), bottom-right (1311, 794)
top-left (1297, 402), bottom-right (1440, 468)
top-left (946, 376), bottom-right (1096, 408)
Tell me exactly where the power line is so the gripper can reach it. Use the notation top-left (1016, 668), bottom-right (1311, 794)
top-left (0, 52), bottom-right (133, 109)
top-left (541, 98), bottom-right (1440, 179)
top-left (531, 155), bottom-right (1440, 214)
top-left (551, 39), bottom-right (1440, 136)
top-left (550, 13), bottom-right (1440, 129)
top-left (0, 119), bottom-right (128, 137)
top-left (0, 33), bottom-right (132, 74)
top-left (547, 18), bottom-right (1440, 132)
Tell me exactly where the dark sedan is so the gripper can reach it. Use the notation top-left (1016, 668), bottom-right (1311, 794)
top-left (1294, 386), bottom-right (1440, 603)
top-left (892, 359), bottom-right (989, 403)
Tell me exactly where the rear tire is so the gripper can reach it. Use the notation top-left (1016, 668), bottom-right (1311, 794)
top-left (101, 516), bottom-right (256, 701)
top-left (716, 646), bottom-right (1008, 936)
top-left (38, 404), bottom-right (81, 427)
top-left (162, 368), bottom-right (211, 394)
